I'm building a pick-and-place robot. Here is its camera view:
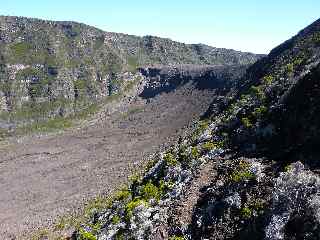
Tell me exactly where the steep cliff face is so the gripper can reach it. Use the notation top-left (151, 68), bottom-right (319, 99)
top-left (138, 64), bottom-right (246, 98)
top-left (0, 16), bottom-right (261, 127)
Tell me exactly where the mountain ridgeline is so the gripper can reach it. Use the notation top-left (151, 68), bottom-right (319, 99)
top-left (0, 16), bottom-right (261, 132)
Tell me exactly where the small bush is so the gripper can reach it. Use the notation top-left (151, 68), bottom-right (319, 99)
top-left (79, 228), bottom-right (97, 240)
top-left (241, 117), bottom-right (253, 128)
top-left (202, 141), bottom-right (223, 152)
top-left (191, 147), bottom-right (200, 159)
top-left (141, 181), bottom-right (161, 201)
top-left (240, 207), bottom-right (252, 219)
top-left (262, 75), bottom-right (274, 85)
top-left (230, 161), bottom-right (255, 182)
top-left (202, 141), bottom-right (216, 152)
top-left (251, 199), bottom-right (265, 214)
top-left (249, 86), bottom-right (265, 101)
top-left (125, 198), bottom-right (147, 220)
top-left (144, 159), bottom-right (157, 172)
top-left (252, 105), bottom-right (267, 118)
top-left (293, 57), bottom-right (304, 66)
top-left (285, 63), bottom-right (294, 74)
top-left (115, 189), bottom-right (132, 201)
top-left (169, 236), bottom-right (185, 240)
top-left (231, 171), bottom-right (255, 182)
top-left (164, 152), bottom-right (178, 166)
top-left (192, 119), bottom-right (210, 139)
top-left (111, 215), bottom-right (121, 224)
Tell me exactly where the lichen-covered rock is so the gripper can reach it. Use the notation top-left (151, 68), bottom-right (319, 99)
top-left (266, 162), bottom-right (320, 240)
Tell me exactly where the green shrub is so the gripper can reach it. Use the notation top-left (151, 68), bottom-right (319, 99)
top-left (144, 159), bottom-right (157, 172)
top-left (241, 117), bottom-right (253, 128)
top-left (285, 63), bottom-right (294, 74)
top-left (178, 147), bottom-right (189, 163)
top-left (249, 86), bottom-right (265, 100)
top-left (293, 57), bottom-right (304, 66)
top-left (125, 198), bottom-right (147, 220)
top-left (16, 117), bottom-right (73, 135)
top-left (240, 207), bottom-right (252, 219)
top-left (159, 179), bottom-right (174, 193)
top-left (79, 228), bottom-right (97, 240)
top-left (202, 141), bottom-right (216, 151)
top-left (198, 119), bottom-right (209, 131)
top-left (141, 181), bottom-right (161, 201)
top-left (230, 161), bottom-right (255, 182)
top-left (191, 146), bottom-right (200, 159)
top-left (169, 236), bottom-right (185, 240)
top-left (239, 199), bottom-right (265, 220)
top-left (251, 199), bottom-right (265, 214)
top-left (252, 105), bottom-right (267, 118)
top-left (74, 79), bottom-right (87, 90)
top-left (192, 119), bottom-right (210, 140)
top-left (111, 215), bottom-right (121, 224)
top-left (284, 164), bottom-right (292, 172)
top-left (115, 189), bottom-right (132, 201)
top-left (127, 56), bottom-right (139, 73)
top-left (115, 231), bottom-right (125, 240)
top-left (164, 152), bottom-right (178, 166)
top-left (262, 75), bottom-right (274, 85)
top-left (202, 141), bottom-right (223, 152)
top-left (0, 128), bottom-right (9, 140)
top-left (231, 171), bottom-right (255, 182)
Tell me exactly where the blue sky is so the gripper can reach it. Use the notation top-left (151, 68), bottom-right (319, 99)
top-left (1, 0), bottom-right (319, 54)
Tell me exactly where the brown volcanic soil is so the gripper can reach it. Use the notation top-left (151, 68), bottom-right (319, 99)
top-left (0, 84), bottom-right (214, 239)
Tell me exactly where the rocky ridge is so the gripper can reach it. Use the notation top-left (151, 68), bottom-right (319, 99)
top-left (71, 18), bottom-right (320, 240)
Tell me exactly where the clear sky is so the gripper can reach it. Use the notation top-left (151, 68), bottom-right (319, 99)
top-left (1, 0), bottom-right (319, 54)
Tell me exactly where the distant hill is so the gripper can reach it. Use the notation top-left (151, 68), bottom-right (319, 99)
top-left (0, 16), bottom-right (261, 126)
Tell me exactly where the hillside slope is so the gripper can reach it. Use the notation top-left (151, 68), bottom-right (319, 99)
top-left (0, 16), bottom-right (261, 132)
top-left (71, 18), bottom-right (320, 240)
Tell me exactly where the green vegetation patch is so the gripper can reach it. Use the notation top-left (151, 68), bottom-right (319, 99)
top-left (249, 85), bottom-right (265, 101)
top-left (141, 181), bottom-right (162, 201)
top-left (10, 42), bottom-right (32, 59)
top-left (241, 117), bottom-right (253, 128)
top-left (16, 117), bottom-right (73, 135)
top-left (164, 152), bottom-right (178, 166)
top-left (169, 236), bottom-right (185, 240)
top-left (127, 56), bottom-right (139, 73)
top-left (202, 141), bottom-right (224, 152)
top-left (125, 198), bottom-right (148, 220)
top-left (285, 63), bottom-right (294, 74)
top-left (191, 146), bottom-right (200, 159)
top-left (252, 105), bottom-right (267, 118)
top-left (230, 160), bottom-right (255, 183)
top-left (79, 228), bottom-right (97, 240)
top-left (240, 199), bottom-right (266, 219)
top-left (262, 75), bottom-right (274, 85)
top-left (192, 119), bottom-right (210, 140)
